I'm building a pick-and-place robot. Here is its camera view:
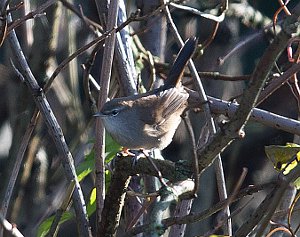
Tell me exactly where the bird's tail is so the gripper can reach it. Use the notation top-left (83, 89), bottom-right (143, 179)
top-left (164, 37), bottom-right (198, 88)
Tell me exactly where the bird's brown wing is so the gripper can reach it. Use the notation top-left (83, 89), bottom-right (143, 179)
top-left (138, 87), bottom-right (188, 126)
top-left (159, 87), bottom-right (188, 121)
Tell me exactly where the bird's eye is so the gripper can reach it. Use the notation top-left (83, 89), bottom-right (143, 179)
top-left (111, 109), bottom-right (119, 116)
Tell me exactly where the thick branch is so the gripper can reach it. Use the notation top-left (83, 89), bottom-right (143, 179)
top-left (197, 12), bottom-right (300, 171)
top-left (187, 90), bottom-right (300, 136)
top-left (99, 169), bottom-right (131, 236)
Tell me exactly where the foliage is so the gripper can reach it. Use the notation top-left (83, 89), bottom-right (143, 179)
top-left (0, 0), bottom-right (300, 236)
top-left (265, 143), bottom-right (300, 188)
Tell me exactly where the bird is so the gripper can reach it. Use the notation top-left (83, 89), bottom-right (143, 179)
top-left (95, 37), bottom-right (197, 150)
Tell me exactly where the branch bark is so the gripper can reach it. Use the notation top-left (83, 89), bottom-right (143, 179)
top-left (197, 10), bottom-right (300, 172)
top-left (1, 3), bottom-right (92, 236)
top-left (94, 0), bottom-right (119, 235)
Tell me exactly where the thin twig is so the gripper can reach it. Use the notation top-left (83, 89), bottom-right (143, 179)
top-left (254, 171), bottom-right (300, 236)
top-left (122, 182), bottom-right (274, 237)
top-left (59, 0), bottom-right (102, 32)
top-left (288, 191), bottom-right (300, 232)
top-left (94, 0), bottom-right (119, 235)
top-left (182, 114), bottom-right (199, 196)
top-left (7, 0), bottom-right (57, 34)
top-left (163, 2), bottom-right (232, 234)
top-left (5, 7), bottom-right (92, 237)
top-left (142, 150), bottom-right (168, 188)
top-left (126, 196), bottom-right (157, 230)
top-left (46, 181), bottom-right (75, 237)
top-left (205, 168), bottom-right (248, 236)
top-left (0, 212), bottom-right (24, 237)
top-left (0, 109), bottom-right (39, 227)
top-left (203, 93), bottom-right (300, 136)
top-left (201, 21), bottom-right (220, 50)
top-left (218, 31), bottom-right (263, 65)
top-left (197, 4), bottom-right (300, 170)
top-left (44, 8), bottom-right (139, 93)
top-left (257, 62), bottom-right (300, 106)
top-left (169, 2), bottom-right (226, 22)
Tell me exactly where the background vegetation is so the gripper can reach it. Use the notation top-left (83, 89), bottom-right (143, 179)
top-left (0, 0), bottom-right (300, 236)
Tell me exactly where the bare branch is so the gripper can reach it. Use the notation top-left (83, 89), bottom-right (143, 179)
top-left (3, 4), bottom-right (92, 236)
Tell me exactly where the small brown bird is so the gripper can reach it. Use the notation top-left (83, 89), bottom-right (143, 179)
top-left (95, 37), bottom-right (197, 150)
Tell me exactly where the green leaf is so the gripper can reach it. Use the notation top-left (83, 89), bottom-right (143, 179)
top-left (135, 56), bottom-right (144, 74)
top-left (105, 134), bottom-right (121, 163)
top-left (76, 149), bottom-right (95, 182)
top-left (38, 136), bottom-right (119, 236)
top-left (265, 143), bottom-right (300, 189)
top-left (294, 177), bottom-right (300, 189)
top-left (86, 171), bottom-right (111, 217)
top-left (265, 143), bottom-right (300, 172)
top-left (87, 188), bottom-right (96, 216)
top-left (37, 211), bottom-right (73, 237)
top-left (105, 169), bottom-right (112, 193)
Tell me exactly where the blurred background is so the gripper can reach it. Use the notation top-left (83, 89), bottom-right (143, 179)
top-left (0, 0), bottom-right (299, 236)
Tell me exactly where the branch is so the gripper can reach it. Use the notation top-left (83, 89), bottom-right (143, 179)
top-left (257, 61), bottom-right (300, 105)
top-left (94, 0), bottom-right (119, 235)
top-left (46, 181), bottom-right (75, 237)
top-left (95, 0), bottom-right (137, 96)
top-left (235, 162), bottom-right (300, 236)
top-left (193, 93), bottom-right (300, 136)
top-left (0, 212), bottom-right (24, 237)
top-left (163, 2), bottom-right (232, 234)
top-left (98, 167), bottom-right (132, 236)
top-left (0, 109), bottom-right (39, 223)
top-left (112, 154), bottom-right (192, 183)
top-left (122, 182), bottom-right (275, 237)
top-left (96, 152), bottom-right (193, 237)
top-left (197, 9), bottom-right (300, 172)
top-left (144, 180), bottom-right (195, 236)
top-left (7, 0), bottom-right (57, 34)
top-left (3, 4), bottom-right (92, 236)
